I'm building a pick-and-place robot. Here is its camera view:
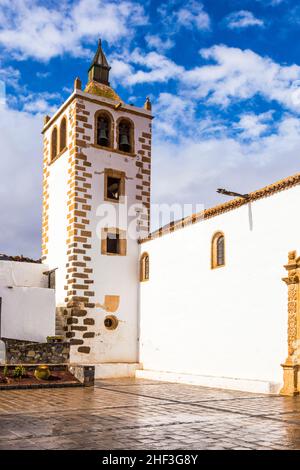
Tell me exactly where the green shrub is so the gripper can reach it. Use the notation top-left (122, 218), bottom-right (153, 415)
top-left (13, 365), bottom-right (26, 379)
top-left (47, 335), bottom-right (63, 343)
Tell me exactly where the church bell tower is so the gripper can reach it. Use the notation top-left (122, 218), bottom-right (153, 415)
top-left (41, 40), bottom-right (152, 375)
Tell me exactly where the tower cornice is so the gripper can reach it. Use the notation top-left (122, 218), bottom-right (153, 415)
top-left (42, 90), bottom-right (153, 134)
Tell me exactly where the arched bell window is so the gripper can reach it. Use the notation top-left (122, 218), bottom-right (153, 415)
top-left (96, 114), bottom-right (111, 148)
top-left (211, 232), bottom-right (225, 269)
top-left (140, 252), bottom-right (149, 282)
top-left (59, 116), bottom-right (67, 152)
top-left (51, 127), bottom-right (58, 161)
top-left (118, 119), bottom-right (132, 153)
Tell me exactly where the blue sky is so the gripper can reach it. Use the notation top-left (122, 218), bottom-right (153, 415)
top-left (1, 0), bottom-right (300, 257)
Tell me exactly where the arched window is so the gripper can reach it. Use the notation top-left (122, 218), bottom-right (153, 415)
top-left (96, 113), bottom-right (111, 148)
top-left (59, 117), bottom-right (67, 152)
top-left (118, 119), bottom-right (132, 153)
top-left (211, 232), bottom-right (225, 269)
top-left (51, 127), bottom-right (58, 161)
top-left (140, 252), bottom-right (149, 282)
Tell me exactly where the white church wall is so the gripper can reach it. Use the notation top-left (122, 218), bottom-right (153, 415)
top-left (139, 185), bottom-right (300, 393)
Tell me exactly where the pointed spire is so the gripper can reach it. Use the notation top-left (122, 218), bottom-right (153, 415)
top-left (88, 39), bottom-right (111, 86)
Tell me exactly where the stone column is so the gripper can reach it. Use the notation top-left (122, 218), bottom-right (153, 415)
top-left (281, 251), bottom-right (300, 396)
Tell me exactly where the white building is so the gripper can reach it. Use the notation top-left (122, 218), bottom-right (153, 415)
top-left (0, 255), bottom-right (55, 362)
top-left (2, 41), bottom-right (300, 394)
top-left (138, 179), bottom-right (300, 394)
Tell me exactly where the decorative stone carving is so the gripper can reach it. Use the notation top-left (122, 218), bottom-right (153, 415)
top-left (281, 251), bottom-right (300, 396)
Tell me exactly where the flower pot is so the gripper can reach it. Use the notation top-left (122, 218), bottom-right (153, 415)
top-left (34, 365), bottom-right (51, 380)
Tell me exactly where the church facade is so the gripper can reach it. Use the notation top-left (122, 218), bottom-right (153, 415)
top-left (4, 40), bottom-right (300, 394)
top-left (138, 177), bottom-right (300, 394)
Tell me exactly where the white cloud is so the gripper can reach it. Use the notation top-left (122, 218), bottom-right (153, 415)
top-left (0, 64), bottom-right (22, 91)
top-left (110, 58), bottom-right (134, 85)
top-left (19, 91), bottom-right (61, 114)
top-left (176, 1), bottom-right (210, 31)
top-left (111, 49), bottom-right (184, 86)
top-left (158, 0), bottom-right (210, 32)
top-left (111, 44), bottom-right (300, 114)
top-left (226, 10), bottom-right (264, 29)
top-left (129, 49), bottom-right (184, 85)
top-left (0, 0), bottom-right (147, 61)
top-left (184, 45), bottom-right (300, 112)
top-left (153, 92), bottom-right (196, 138)
top-left (145, 34), bottom-right (175, 52)
top-left (151, 113), bottom-right (300, 217)
top-left (0, 104), bottom-right (43, 257)
top-left (235, 111), bottom-right (274, 138)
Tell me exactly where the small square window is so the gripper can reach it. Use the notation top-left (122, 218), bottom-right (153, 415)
top-left (106, 233), bottom-right (120, 254)
top-left (101, 228), bottom-right (127, 256)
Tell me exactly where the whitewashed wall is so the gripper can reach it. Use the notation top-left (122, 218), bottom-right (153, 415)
top-left (139, 185), bottom-right (300, 393)
top-left (45, 119), bottom-right (69, 307)
top-left (0, 261), bottom-right (55, 342)
top-left (0, 261), bottom-right (48, 288)
top-left (70, 96), bottom-right (150, 365)
top-left (0, 286), bottom-right (55, 342)
top-left (44, 91), bottom-right (152, 369)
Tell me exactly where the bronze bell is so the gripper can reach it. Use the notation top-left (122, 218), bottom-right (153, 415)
top-left (120, 133), bottom-right (129, 146)
top-left (98, 127), bottom-right (108, 146)
top-left (108, 182), bottom-right (119, 199)
top-left (99, 128), bottom-right (108, 140)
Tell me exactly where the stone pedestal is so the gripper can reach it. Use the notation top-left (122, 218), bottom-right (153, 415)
top-left (69, 365), bottom-right (95, 386)
top-left (280, 362), bottom-right (299, 396)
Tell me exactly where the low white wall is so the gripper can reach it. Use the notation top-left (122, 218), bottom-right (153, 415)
top-left (0, 261), bottom-right (48, 288)
top-left (0, 340), bottom-right (5, 364)
top-left (139, 185), bottom-right (300, 393)
top-left (0, 286), bottom-right (55, 343)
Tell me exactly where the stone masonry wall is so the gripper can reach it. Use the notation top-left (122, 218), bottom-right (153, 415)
top-left (136, 125), bottom-right (152, 233)
top-left (63, 97), bottom-right (95, 355)
top-left (2, 338), bottom-right (70, 364)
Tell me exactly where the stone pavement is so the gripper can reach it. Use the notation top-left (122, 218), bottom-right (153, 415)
top-left (1, 378), bottom-right (300, 450)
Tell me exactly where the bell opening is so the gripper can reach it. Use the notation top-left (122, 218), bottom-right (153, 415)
top-left (107, 176), bottom-right (121, 201)
top-left (119, 122), bottom-right (131, 153)
top-left (97, 117), bottom-right (110, 147)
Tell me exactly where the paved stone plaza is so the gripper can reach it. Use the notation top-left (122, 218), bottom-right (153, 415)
top-left (1, 378), bottom-right (300, 450)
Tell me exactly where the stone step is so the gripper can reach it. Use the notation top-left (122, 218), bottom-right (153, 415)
top-left (55, 313), bottom-right (65, 336)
